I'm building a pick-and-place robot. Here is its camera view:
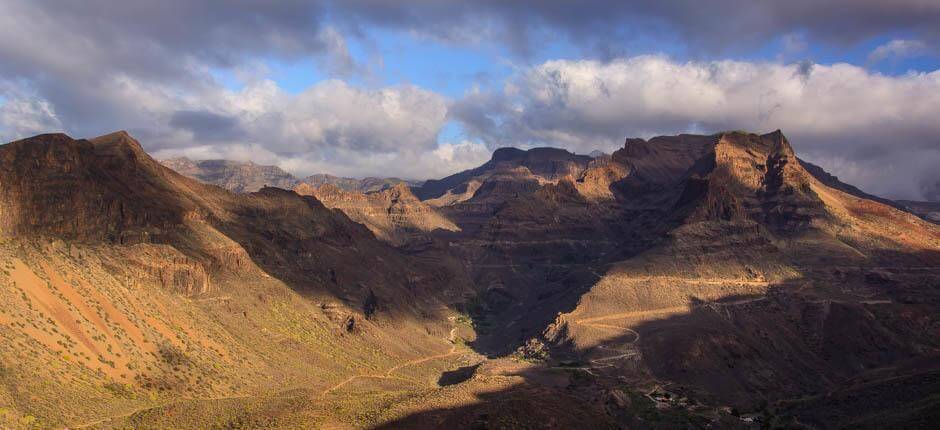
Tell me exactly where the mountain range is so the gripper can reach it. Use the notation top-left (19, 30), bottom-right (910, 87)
top-left (0, 130), bottom-right (938, 429)
top-left (161, 157), bottom-right (421, 194)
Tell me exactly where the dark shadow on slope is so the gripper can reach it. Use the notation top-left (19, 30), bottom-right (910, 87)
top-left (437, 364), bottom-right (480, 386)
top-left (372, 253), bottom-right (940, 429)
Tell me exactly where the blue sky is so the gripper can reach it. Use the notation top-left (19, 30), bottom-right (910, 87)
top-left (0, 1), bottom-right (938, 199)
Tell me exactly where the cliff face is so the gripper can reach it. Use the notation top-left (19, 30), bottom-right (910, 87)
top-left (294, 182), bottom-right (458, 246)
top-left (0, 132), bottom-right (198, 242)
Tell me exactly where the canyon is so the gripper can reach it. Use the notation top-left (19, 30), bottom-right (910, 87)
top-left (0, 130), bottom-right (938, 429)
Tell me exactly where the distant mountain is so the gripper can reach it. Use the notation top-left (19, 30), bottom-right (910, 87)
top-left (301, 173), bottom-right (423, 193)
top-left (294, 182), bottom-right (457, 247)
top-left (161, 157), bottom-right (299, 193)
top-left (161, 157), bottom-right (420, 194)
top-left (413, 146), bottom-right (595, 204)
top-left (896, 200), bottom-right (940, 224)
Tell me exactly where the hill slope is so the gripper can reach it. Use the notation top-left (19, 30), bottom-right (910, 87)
top-left (0, 132), bottom-right (477, 429)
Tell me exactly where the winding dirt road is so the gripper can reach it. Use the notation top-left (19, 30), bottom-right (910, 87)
top-left (320, 327), bottom-right (462, 396)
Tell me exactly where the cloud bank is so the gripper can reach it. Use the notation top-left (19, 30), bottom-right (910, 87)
top-left (452, 56), bottom-right (940, 200)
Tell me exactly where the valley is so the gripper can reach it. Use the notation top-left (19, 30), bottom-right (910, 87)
top-left (0, 130), bottom-right (938, 429)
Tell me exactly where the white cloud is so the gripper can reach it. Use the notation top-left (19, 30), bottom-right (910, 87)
top-left (452, 55), bottom-right (940, 199)
top-left (0, 92), bottom-right (63, 141)
top-left (868, 39), bottom-right (932, 64)
top-left (143, 78), bottom-right (456, 179)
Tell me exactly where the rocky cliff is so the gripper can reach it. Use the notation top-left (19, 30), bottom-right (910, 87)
top-left (294, 182), bottom-right (458, 246)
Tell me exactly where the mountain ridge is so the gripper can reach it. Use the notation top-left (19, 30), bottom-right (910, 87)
top-left (2, 129), bottom-right (938, 428)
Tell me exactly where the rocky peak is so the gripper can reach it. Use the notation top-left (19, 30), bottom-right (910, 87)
top-left (677, 130), bottom-right (825, 229)
top-left (491, 147), bottom-right (527, 162)
top-left (0, 132), bottom-right (196, 242)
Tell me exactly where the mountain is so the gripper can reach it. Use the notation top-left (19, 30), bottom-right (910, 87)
top-left (414, 147), bottom-right (594, 201)
top-left (161, 158), bottom-right (420, 195)
top-left (2, 130), bottom-right (938, 429)
top-left (0, 132), bottom-right (477, 429)
top-left (897, 200), bottom-right (940, 224)
top-left (301, 173), bottom-right (423, 193)
top-left (293, 182), bottom-right (458, 247)
top-left (543, 131), bottom-right (940, 421)
top-left (160, 157), bottom-right (300, 193)
top-left (398, 130), bottom-right (940, 427)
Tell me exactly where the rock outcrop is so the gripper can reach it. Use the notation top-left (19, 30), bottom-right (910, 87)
top-left (294, 182), bottom-right (458, 246)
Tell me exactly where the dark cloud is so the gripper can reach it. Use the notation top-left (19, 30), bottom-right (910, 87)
top-left (168, 110), bottom-right (241, 141)
top-left (922, 181), bottom-right (940, 202)
top-left (330, 0), bottom-right (940, 56)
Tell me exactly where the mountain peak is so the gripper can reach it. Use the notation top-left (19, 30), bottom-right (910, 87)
top-left (491, 147), bottom-right (527, 162)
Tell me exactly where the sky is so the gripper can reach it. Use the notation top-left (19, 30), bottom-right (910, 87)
top-left (0, 1), bottom-right (938, 200)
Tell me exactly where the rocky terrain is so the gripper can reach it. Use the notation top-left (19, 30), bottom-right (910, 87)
top-left (1, 130), bottom-right (938, 429)
top-left (293, 182), bottom-right (458, 247)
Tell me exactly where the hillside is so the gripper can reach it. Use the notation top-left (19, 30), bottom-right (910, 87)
top-left (0, 132), bottom-right (478, 429)
top-left (544, 131), bottom-right (940, 416)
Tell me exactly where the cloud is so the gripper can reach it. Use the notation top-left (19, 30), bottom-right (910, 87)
top-left (330, 0), bottom-right (940, 57)
top-left (142, 79), bottom-right (452, 179)
top-left (0, 96), bottom-right (62, 141)
top-left (1, 1), bottom-right (939, 197)
top-left (868, 39), bottom-right (932, 64)
top-left (451, 56), bottom-right (940, 200)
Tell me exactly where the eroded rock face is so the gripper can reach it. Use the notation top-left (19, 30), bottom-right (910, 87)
top-left (676, 131), bottom-right (827, 230)
top-left (0, 132), bottom-right (196, 242)
top-left (136, 253), bottom-right (211, 296)
top-left (294, 182), bottom-right (458, 246)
